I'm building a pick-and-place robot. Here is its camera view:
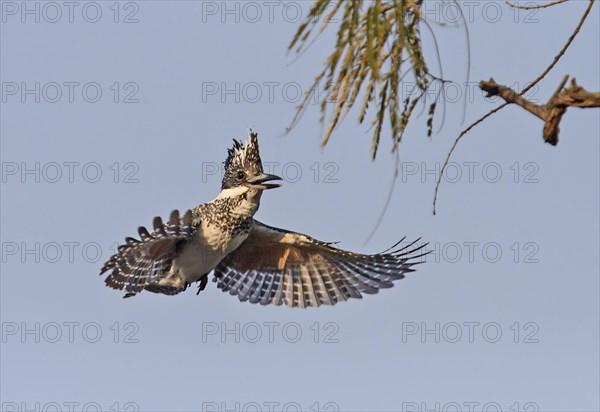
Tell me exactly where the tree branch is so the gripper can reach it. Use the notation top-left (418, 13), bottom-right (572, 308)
top-left (480, 76), bottom-right (600, 145)
top-left (432, 0), bottom-right (596, 215)
top-left (505, 0), bottom-right (567, 10)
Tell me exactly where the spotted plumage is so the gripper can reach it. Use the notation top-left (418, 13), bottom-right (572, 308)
top-left (100, 131), bottom-right (429, 307)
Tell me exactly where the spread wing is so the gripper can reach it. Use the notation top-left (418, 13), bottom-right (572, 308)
top-left (100, 209), bottom-right (195, 298)
top-left (213, 220), bottom-right (429, 308)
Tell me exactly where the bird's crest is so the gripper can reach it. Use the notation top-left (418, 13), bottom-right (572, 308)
top-left (222, 131), bottom-right (264, 189)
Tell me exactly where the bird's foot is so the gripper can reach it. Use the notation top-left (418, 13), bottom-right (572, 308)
top-left (196, 276), bottom-right (208, 295)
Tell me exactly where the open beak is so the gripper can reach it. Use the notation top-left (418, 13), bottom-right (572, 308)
top-left (246, 173), bottom-right (283, 190)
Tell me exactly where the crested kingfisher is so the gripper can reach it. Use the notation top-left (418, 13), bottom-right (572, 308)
top-left (100, 132), bottom-right (428, 308)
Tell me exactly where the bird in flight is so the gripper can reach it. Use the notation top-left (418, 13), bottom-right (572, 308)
top-left (100, 132), bottom-right (428, 308)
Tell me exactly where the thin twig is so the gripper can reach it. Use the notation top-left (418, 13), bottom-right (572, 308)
top-left (521, 0), bottom-right (595, 95)
top-left (325, 1), bottom-right (341, 22)
top-left (506, 0), bottom-right (568, 10)
top-left (455, 0), bottom-right (471, 124)
top-left (432, 103), bottom-right (507, 215)
top-left (548, 75), bottom-right (570, 102)
top-left (364, 151), bottom-right (400, 246)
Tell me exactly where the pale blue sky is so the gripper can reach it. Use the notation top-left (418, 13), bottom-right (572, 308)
top-left (1, 1), bottom-right (599, 411)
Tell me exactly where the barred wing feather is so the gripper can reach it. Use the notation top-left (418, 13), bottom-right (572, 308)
top-left (214, 220), bottom-right (429, 308)
top-left (100, 209), bottom-right (195, 298)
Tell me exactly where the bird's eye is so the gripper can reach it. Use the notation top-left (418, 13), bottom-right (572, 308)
top-left (236, 171), bottom-right (246, 180)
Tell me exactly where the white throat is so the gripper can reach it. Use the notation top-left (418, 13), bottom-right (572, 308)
top-left (216, 186), bottom-right (250, 200)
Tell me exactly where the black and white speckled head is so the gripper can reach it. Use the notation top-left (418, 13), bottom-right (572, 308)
top-left (221, 131), bottom-right (282, 191)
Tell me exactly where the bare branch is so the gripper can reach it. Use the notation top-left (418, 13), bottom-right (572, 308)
top-left (480, 77), bottom-right (599, 145)
top-left (480, 78), bottom-right (549, 120)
